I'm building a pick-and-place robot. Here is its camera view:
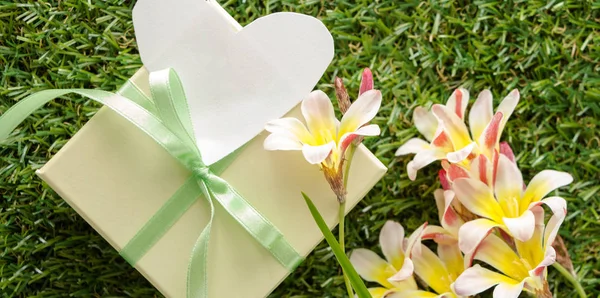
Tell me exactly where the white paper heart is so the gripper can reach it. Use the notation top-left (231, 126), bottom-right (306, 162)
top-left (132, 0), bottom-right (334, 165)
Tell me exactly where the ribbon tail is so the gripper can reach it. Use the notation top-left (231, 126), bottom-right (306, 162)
top-left (204, 172), bottom-right (303, 271)
top-left (187, 179), bottom-right (215, 298)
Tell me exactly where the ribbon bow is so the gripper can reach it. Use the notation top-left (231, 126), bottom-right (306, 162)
top-left (0, 68), bottom-right (302, 298)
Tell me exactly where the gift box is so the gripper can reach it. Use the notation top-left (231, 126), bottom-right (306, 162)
top-left (22, 0), bottom-right (388, 297)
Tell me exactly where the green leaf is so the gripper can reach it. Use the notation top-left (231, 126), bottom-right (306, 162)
top-left (301, 192), bottom-right (371, 298)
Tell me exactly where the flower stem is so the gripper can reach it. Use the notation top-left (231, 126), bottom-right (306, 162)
top-left (340, 143), bottom-right (358, 297)
top-left (552, 262), bottom-right (587, 298)
top-left (339, 201), bottom-right (353, 297)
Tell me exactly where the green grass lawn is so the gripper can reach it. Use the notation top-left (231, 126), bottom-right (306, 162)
top-left (1, 0), bottom-right (599, 297)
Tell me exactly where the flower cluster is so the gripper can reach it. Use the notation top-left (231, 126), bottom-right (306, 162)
top-left (352, 89), bottom-right (572, 298)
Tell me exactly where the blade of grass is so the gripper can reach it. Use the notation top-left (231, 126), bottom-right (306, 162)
top-left (301, 192), bottom-right (370, 298)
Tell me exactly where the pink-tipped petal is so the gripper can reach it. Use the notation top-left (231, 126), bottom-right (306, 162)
top-left (380, 221), bottom-right (406, 269)
top-left (301, 90), bottom-right (337, 138)
top-left (413, 106), bottom-right (439, 141)
top-left (530, 246), bottom-right (556, 277)
top-left (503, 210), bottom-right (536, 241)
top-left (446, 164), bottom-right (470, 182)
top-left (432, 104), bottom-right (472, 150)
top-left (439, 169), bottom-right (451, 190)
top-left (478, 111), bottom-right (503, 160)
top-left (453, 265), bottom-right (521, 297)
top-left (406, 223), bottom-right (427, 257)
top-left (422, 225), bottom-right (456, 244)
top-left (521, 170), bottom-right (573, 211)
top-left (396, 138), bottom-right (430, 156)
top-left (496, 89), bottom-right (520, 138)
top-left (301, 142), bottom-right (334, 164)
top-left (469, 154), bottom-right (493, 186)
top-left (359, 68), bottom-right (374, 95)
top-left (446, 142), bottom-right (476, 163)
top-left (446, 88), bottom-right (470, 120)
top-left (458, 218), bottom-right (500, 255)
top-left (339, 124), bottom-right (380, 153)
top-left (339, 89), bottom-right (382, 135)
top-left (453, 178), bottom-right (504, 222)
top-left (494, 154), bottom-right (524, 216)
top-left (263, 133), bottom-right (303, 150)
top-left (500, 141), bottom-right (516, 163)
top-left (469, 89), bottom-right (494, 141)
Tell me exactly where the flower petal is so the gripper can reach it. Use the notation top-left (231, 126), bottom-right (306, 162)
top-left (493, 280), bottom-right (525, 298)
top-left (263, 133), bottom-right (302, 150)
top-left (301, 90), bottom-right (337, 140)
top-left (386, 290), bottom-right (439, 298)
top-left (494, 154), bottom-right (524, 217)
top-left (438, 190), bottom-right (463, 235)
top-left (339, 124), bottom-right (380, 152)
top-left (530, 246), bottom-right (556, 277)
top-left (301, 142), bottom-right (334, 164)
top-left (359, 68), bottom-right (374, 96)
top-left (458, 218), bottom-right (501, 255)
top-left (542, 205), bottom-right (566, 249)
top-left (446, 164), bottom-right (470, 182)
top-left (407, 149), bottom-right (446, 180)
top-left (339, 89), bottom-right (382, 136)
top-left (475, 233), bottom-right (528, 279)
top-left (387, 257), bottom-right (414, 282)
top-left (380, 221), bottom-right (406, 269)
top-left (406, 222), bottom-right (427, 257)
top-left (446, 88), bottom-right (470, 120)
top-left (413, 106), bottom-right (438, 141)
top-left (500, 141), bottom-right (516, 163)
top-left (496, 89), bottom-right (520, 138)
top-left (446, 142), bottom-right (476, 163)
top-left (265, 117), bottom-right (312, 142)
top-left (453, 264), bottom-right (522, 297)
top-left (422, 225), bottom-right (456, 245)
top-left (412, 244), bottom-right (453, 294)
top-left (503, 209), bottom-right (536, 241)
top-left (477, 111), bottom-right (503, 160)
top-left (469, 89), bottom-right (494, 141)
top-left (437, 243), bottom-right (464, 280)
top-left (432, 104), bottom-right (472, 150)
top-left (368, 287), bottom-right (393, 298)
top-left (453, 178), bottom-right (504, 222)
top-left (350, 248), bottom-right (395, 288)
top-left (520, 170), bottom-right (573, 212)
top-left (396, 138), bottom-right (430, 156)
top-left (469, 154), bottom-right (494, 187)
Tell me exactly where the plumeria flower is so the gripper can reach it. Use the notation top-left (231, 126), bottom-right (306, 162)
top-left (454, 153), bottom-right (572, 255)
top-left (453, 206), bottom-right (562, 298)
top-left (350, 221), bottom-right (426, 297)
top-left (263, 87), bottom-right (382, 202)
top-left (396, 88), bottom-right (520, 180)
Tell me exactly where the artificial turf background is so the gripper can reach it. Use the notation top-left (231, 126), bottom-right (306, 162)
top-left (1, 0), bottom-right (599, 297)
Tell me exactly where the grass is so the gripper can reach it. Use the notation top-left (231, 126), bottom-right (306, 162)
top-left (1, 0), bottom-right (599, 297)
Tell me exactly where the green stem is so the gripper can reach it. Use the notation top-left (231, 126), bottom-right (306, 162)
top-left (340, 143), bottom-right (357, 297)
top-left (339, 201), bottom-right (353, 298)
top-left (552, 262), bottom-right (587, 298)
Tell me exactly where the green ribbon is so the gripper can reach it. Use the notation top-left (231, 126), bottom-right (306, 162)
top-left (0, 68), bottom-right (302, 298)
